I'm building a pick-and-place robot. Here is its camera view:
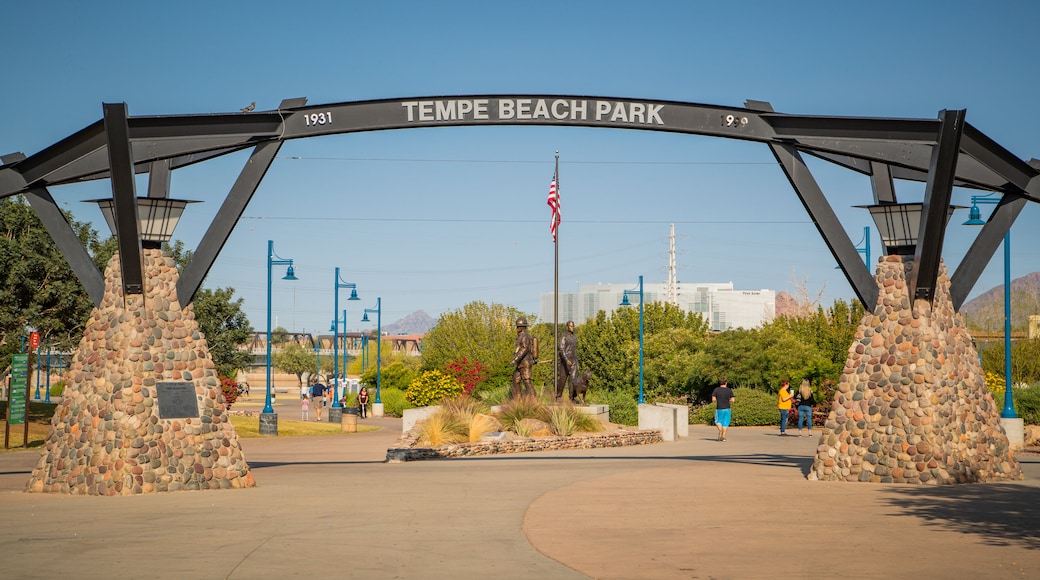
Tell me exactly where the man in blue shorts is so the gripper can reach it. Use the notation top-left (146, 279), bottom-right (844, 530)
top-left (711, 377), bottom-right (735, 442)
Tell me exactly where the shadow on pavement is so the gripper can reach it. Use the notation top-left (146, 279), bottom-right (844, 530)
top-left (880, 483), bottom-right (1040, 550)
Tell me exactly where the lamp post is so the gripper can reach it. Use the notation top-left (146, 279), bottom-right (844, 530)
top-left (963, 195), bottom-right (1016, 419)
top-left (362, 298), bottom-right (382, 410)
top-left (263, 240), bottom-right (298, 436)
top-left (332, 267), bottom-right (360, 410)
top-left (619, 275), bottom-right (645, 404)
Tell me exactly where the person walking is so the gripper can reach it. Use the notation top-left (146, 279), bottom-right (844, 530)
top-left (794, 379), bottom-right (816, 437)
top-left (311, 380), bottom-right (327, 422)
top-left (301, 396), bottom-right (309, 421)
top-left (711, 377), bottom-right (735, 442)
top-left (777, 379), bottom-right (794, 436)
top-left (357, 386), bottom-right (369, 419)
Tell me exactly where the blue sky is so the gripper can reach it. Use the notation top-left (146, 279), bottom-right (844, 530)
top-left (3, 1), bottom-right (1039, 335)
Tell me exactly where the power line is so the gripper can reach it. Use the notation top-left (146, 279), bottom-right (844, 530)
top-left (278, 155), bottom-right (774, 166)
top-left (241, 216), bottom-right (810, 225)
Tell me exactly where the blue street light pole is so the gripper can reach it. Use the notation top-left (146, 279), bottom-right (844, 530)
top-left (264, 240), bottom-right (298, 434)
top-left (963, 196), bottom-right (1016, 418)
top-left (332, 267), bottom-right (360, 409)
top-left (362, 298), bottom-right (382, 404)
top-left (836, 226), bottom-right (871, 269)
top-left (620, 275), bottom-right (645, 404)
top-left (34, 341), bottom-right (42, 401)
top-left (45, 345), bottom-right (52, 403)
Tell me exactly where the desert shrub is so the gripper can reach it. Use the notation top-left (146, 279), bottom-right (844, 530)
top-left (440, 395), bottom-right (490, 423)
top-left (497, 393), bottom-right (549, 432)
top-left (476, 382), bottom-right (509, 406)
top-left (405, 370), bottom-right (464, 407)
top-left (690, 387), bottom-right (779, 426)
top-left (572, 409), bottom-right (603, 433)
top-left (587, 388), bottom-right (637, 426)
top-left (49, 381), bottom-right (66, 397)
top-left (1013, 382), bottom-right (1040, 425)
top-left (547, 405), bottom-right (578, 436)
top-left (468, 413), bottom-right (502, 442)
top-left (219, 376), bottom-right (239, 409)
top-left (379, 387), bottom-right (415, 418)
top-left (417, 411), bottom-right (468, 446)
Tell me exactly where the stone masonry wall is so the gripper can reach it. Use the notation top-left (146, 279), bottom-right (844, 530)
top-left (809, 256), bottom-right (1021, 484)
top-left (26, 250), bottom-right (254, 494)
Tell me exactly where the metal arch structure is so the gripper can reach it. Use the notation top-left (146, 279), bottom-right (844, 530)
top-left (1, 95), bottom-right (1037, 311)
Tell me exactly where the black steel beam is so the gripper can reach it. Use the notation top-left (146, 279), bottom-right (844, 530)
top-left (960, 123), bottom-right (1040, 194)
top-left (911, 109), bottom-right (965, 303)
top-left (764, 114), bottom-right (940, 143)
top-left (147, 159), bottom-right (172, 198)
top-left (103, 103), bottom-right (144, 296)
top-left (8, 120), bottom-right (107, 191)
top-left (870, 162), bottom-right (897, 203)
top-left (949, 195), bottom-right (1027, 310)
top-left (176, 140), bottom-right (283, 308)
top-left (23, 186), bottom-right (106, 306)
top-left (768, 142), bottom-right (878, 310)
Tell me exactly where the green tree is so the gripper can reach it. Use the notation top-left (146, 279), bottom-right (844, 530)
top-left (272, 341), bottom-right (313, 386)
top-left (420, 301), bottom-right (529, 385)
top-left (0, 197), bottom-right (112, 366)
top-left (768, 298), bottom-right (865, 385)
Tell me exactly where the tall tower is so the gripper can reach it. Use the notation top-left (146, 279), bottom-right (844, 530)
top-left (666, 224), bottom-right (678, 306)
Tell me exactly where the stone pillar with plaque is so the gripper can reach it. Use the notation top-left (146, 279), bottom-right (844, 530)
top-left (26, 250), bottom-right (255, 495)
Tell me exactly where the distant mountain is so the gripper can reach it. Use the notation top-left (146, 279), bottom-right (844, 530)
top-left (960, 272), bottom-right (1040, 333)
top-left (382, 310), bottom-right (436, 335)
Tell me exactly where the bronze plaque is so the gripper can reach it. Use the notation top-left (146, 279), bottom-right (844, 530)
top-left (156, 382), bottom-right (199, 419)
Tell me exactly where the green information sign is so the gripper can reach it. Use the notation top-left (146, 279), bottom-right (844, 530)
top-left (8, 354), bottom-right (28, 425)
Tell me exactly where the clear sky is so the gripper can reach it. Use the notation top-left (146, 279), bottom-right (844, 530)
top-left (3, 1), bottom-right (1039, 336)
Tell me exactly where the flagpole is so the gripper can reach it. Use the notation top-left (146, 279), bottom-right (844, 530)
top-left (553, 150), bottom-right (559, 402)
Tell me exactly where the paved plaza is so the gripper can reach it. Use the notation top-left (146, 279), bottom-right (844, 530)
top-left (1, 410), bottom-right (1038, 579)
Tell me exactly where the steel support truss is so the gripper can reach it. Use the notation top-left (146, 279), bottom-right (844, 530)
top-left (0, 95), bottom-right (1035, 311)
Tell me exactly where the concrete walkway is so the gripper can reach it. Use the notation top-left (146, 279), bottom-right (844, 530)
top-left (1, 418), bottom-right (1038, 579)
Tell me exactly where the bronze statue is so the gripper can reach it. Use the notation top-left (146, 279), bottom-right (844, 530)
top-left (556, 320), bottom-right (579, 401)
top-left (509, 316), bottom-right (536, 397)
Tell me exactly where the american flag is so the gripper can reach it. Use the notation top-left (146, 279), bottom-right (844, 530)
top-left (547, 172), bottom-right (560, 242)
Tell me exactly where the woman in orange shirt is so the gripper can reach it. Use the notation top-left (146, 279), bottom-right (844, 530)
top-left (777, 379), bottom-right (794, 436)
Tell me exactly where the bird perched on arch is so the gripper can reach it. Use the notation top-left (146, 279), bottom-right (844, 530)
top-left (240, 101), bottom-right (256, 113)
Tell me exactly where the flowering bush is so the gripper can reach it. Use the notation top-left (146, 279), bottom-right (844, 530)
top-left (219, 376), bottom-right (239, 410)
top-left (405, 370), bottom-right (464, 407)
top-left (443, 357), bottom-right (489, 396)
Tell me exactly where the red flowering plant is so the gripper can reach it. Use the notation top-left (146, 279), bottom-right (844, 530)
top-left (219, 376), bottom-right (239, 410)
top-left (443, 357), bottom-right (489, 396)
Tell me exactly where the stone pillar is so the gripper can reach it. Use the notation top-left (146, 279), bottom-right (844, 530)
top-left (809, 256), bottom-right (1021, 484)
top-left (25, 250), bottom-right (255, 494)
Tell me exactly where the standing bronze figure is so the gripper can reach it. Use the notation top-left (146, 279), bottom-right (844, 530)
top-left (509, 316), bottom-right (536, 397)
top-left (556, 320), bottom-right (578, 401)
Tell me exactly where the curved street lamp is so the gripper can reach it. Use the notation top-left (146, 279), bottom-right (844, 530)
top-left (362, 298), bottom-right (382, 405)
top-left (619, 275), bottom-right (645, 405)
top-left (963, 194), bottom-right (1016, 419)
top-left (332, 267), bottom-right (360, 409)
top-left (263, 240), bottom-right (298, 435)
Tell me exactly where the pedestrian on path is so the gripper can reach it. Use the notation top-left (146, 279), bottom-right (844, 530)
top-left (795, 379), bottom-right (816, 437)
top-left (357, 386), bottom-right (369, 419)
top-left (311, 380), bottom-right (327, 421)
top-left (301, 396), bottom-right (309, 421)
top-left (711, 377), bottom-right (735, 442)
top-left (777, 379), bottom-right (794, 436)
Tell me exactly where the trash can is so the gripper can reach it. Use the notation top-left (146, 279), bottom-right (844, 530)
top-left (342, 407), bottom-right (358, 433)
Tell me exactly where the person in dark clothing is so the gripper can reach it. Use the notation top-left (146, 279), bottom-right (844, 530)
top-left (711, 377), bottom-right (735, 442)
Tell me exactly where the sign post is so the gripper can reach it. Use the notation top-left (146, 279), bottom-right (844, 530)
top-left (5, 353), bottom-right (30, 449)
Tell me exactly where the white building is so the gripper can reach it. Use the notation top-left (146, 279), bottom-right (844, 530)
top-left (539, 282), bottom-right (775, 332)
